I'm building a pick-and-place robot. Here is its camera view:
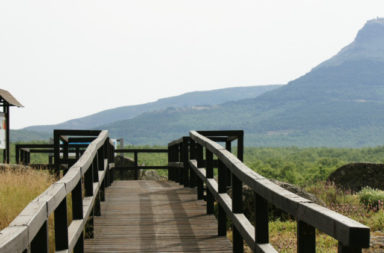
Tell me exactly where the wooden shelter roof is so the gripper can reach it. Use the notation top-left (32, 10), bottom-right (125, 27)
top-left (0, 89), bottom-right (23, 107)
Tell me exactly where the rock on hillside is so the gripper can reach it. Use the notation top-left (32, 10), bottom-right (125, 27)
top-left (328, 163), bottom-right (384, 191)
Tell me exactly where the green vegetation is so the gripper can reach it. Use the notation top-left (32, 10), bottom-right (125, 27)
top-left (3, 142), bottom-right (384, 251)
top-left (243, 146), bottom-right (384, 187)
top-left (359, 187), bottom-right (384, 209)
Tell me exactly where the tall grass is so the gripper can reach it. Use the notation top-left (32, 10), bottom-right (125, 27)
top-left (0, 165), bottom-right (55, 229)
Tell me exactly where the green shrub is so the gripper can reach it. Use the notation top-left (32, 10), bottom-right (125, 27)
top-left (358, 187), bottom-right (384, 210)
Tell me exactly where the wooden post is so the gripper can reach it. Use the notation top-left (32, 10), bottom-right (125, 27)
top-left (63, 140), bottom-right (69, 174)
top-left (297, 220), bottom-right (316, 253)
top-left (189, 140), bottom-right (197, 188)
top-left (178, 142), bottom-right (183, 185)
top-left (54, 198), bottom-right (69, 251)
top-left (72, 181), bottom-right (83, 220)
top-left (93, 156), bottom-right (101, 217)
top-left (196, 143), bottom-right (204, 200)
top-left (74, 233), bottom-right (84, 253)
top-left (237, 131), bottom-right (244, 162)
top-left (182, 137), bottom-right (189, 187)
top-left (206, 149), bottom-right (214, 214)
top-left (54, 130), bottom-right (60, 177)
top-left (98, 147), bottom-right (105, 201)
top-left (232, 174), bottom-right (243, 253)
top-left (84, 157), bottom-right (94, 239)
top-left (30, 221), bottom-right (48, 253)
top-left (15, 145), bottom-right (20, 164)
top-left (225, 140), bottom-right (232, 188)
top-left (254, 193), bottom-right (269, 246)
top-left (168, 146), bottom-right (172, 181)
top-left (134, 151), bottom-right (138, 180)
top-left (218, 160), bottom-right (227, 236)
top-left (3, 103), bottom-right (10, 163)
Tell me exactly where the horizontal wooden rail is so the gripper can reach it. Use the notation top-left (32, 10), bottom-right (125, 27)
top-left (167, 130), bottom-right (370, 253)
top-left (115, 148), bottom-right (168, 153)
top-left (0, 130), bottom-right (115, 253)
top-left (114, 165), bottom-right (169, 170)
top-left (16, 143), bottom-right (89, 165)
top-left (114, 148), bottom-right (168, 180)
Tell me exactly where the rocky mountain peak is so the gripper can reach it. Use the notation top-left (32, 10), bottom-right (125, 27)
top-left (316, 17), bottom-right (384, 69)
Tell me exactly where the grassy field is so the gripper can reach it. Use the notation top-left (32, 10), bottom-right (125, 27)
top-left (0, 165), bottom-right (55, 229)
top-left (2, 144), bottom-right (384, 251)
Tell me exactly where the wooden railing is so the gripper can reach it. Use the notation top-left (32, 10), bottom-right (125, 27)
top-left (1, 128), bottom-right (371, 253)
top-left (0, 130), bottom-right (115, 253)
top-left (168, 131), bottom-right (370, 253)
top-left (15, 143), bottom-right (89, 166)
top-left (114, 148), bottom-right (168, 179)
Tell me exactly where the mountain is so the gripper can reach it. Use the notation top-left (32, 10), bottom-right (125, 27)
top-left (19, 85), bottom-right (281, 133)
top-left (100, 18), bottom-right (384, 147)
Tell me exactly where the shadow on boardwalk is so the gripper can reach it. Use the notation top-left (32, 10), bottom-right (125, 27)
top-left (84, 180), bottom-right (232, 253)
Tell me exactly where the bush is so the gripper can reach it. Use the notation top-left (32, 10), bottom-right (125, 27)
top-left (358, 187), bottom-right (384, 210)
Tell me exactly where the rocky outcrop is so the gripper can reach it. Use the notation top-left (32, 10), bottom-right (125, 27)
top-left (328, 163), bottom-right (384, 192)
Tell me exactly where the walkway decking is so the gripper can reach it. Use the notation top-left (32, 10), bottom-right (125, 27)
top-left (84, 180), bottom-right (232, 253)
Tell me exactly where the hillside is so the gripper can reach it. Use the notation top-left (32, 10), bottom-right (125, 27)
top-left (22, 85), bottom-right (280, 133)
top-left (101, 18), bottom-right (384, 147)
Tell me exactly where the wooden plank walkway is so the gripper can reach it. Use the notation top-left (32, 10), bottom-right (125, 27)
top-left (84, 180), bottom-right (232, 253)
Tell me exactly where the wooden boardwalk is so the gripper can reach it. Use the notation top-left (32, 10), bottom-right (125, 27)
top-left (84, 180), bottom-right (232, 253)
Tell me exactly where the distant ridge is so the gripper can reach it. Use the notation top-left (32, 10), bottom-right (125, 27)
top-left (19, 85), bottom-right (281, 135)
top-left (97, 18), bottom-right (384, 147)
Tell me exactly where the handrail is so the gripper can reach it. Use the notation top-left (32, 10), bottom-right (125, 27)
top-left (113, 148), bottom-right (169, 179)
top-left (15, 143), bottom-right (89, 165)
top-left (168, 131), bottom-right (370, 253)
top-left (0, 130), bottom-right (115, 253)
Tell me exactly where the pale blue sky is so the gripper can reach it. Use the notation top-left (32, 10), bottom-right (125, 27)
top-left (1, 0), bottom-right (383, 129)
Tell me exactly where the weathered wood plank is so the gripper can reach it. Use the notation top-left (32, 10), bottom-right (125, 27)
top-left (84, 180), bottom-right (232, 253)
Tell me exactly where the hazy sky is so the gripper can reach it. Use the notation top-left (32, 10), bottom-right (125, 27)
top-left (1, 0), bottom-right (383, 129)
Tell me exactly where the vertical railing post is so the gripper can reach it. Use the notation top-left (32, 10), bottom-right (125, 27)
top-left (196, 143), bottom-right (204, 200)
top-left (63, 140), bottom-right (69, 175)
top-left (54, 198), bottom-right (69, 251)
top-left (15, 145), bottom-right (20, 164)
top-left (225, 140), bottom-right (232, 188)
top-left (218, 160), bottom-right (228, 236)
top-left (168, 145), bottom-right (172, 181)
top-left (182, 137), bottom-right (190, 187)
top-left (189, 140), bottom-right (197, 188)
top-left (72, 179), bottom-right (84, 253)
top-left (254, 193), bottom-right (269, 250)
top-left (53, 130), bottom-right (60, 177)
top-left (98, 145), bottom-right (106, 201)
top-left (110, 144), bottom-right (115, 184)
top-left (297, 220), bottom-right (316, 253)
top-left (178, 142), bottom-right (183, 185)
top-left (30, 221), bottom-right (48, 253)
top-left (134, 151), bottom-right (138, 180)
top-left (173, 145), bottom-right (179, 183)
top-left (84, 154), bottom-right (94, 239)
top-left (232, 174), bottom-right (243, 253)
top-left (237, 131), bottom-right (244, 162)
top-left (93, 155), bottom-right (101, 217)
top-left (206, 149), bottom-right (214, 214)
top-left (20, 149), bottom-right (24, 164)
top-left (104, 140), bottom-right (110, 187)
